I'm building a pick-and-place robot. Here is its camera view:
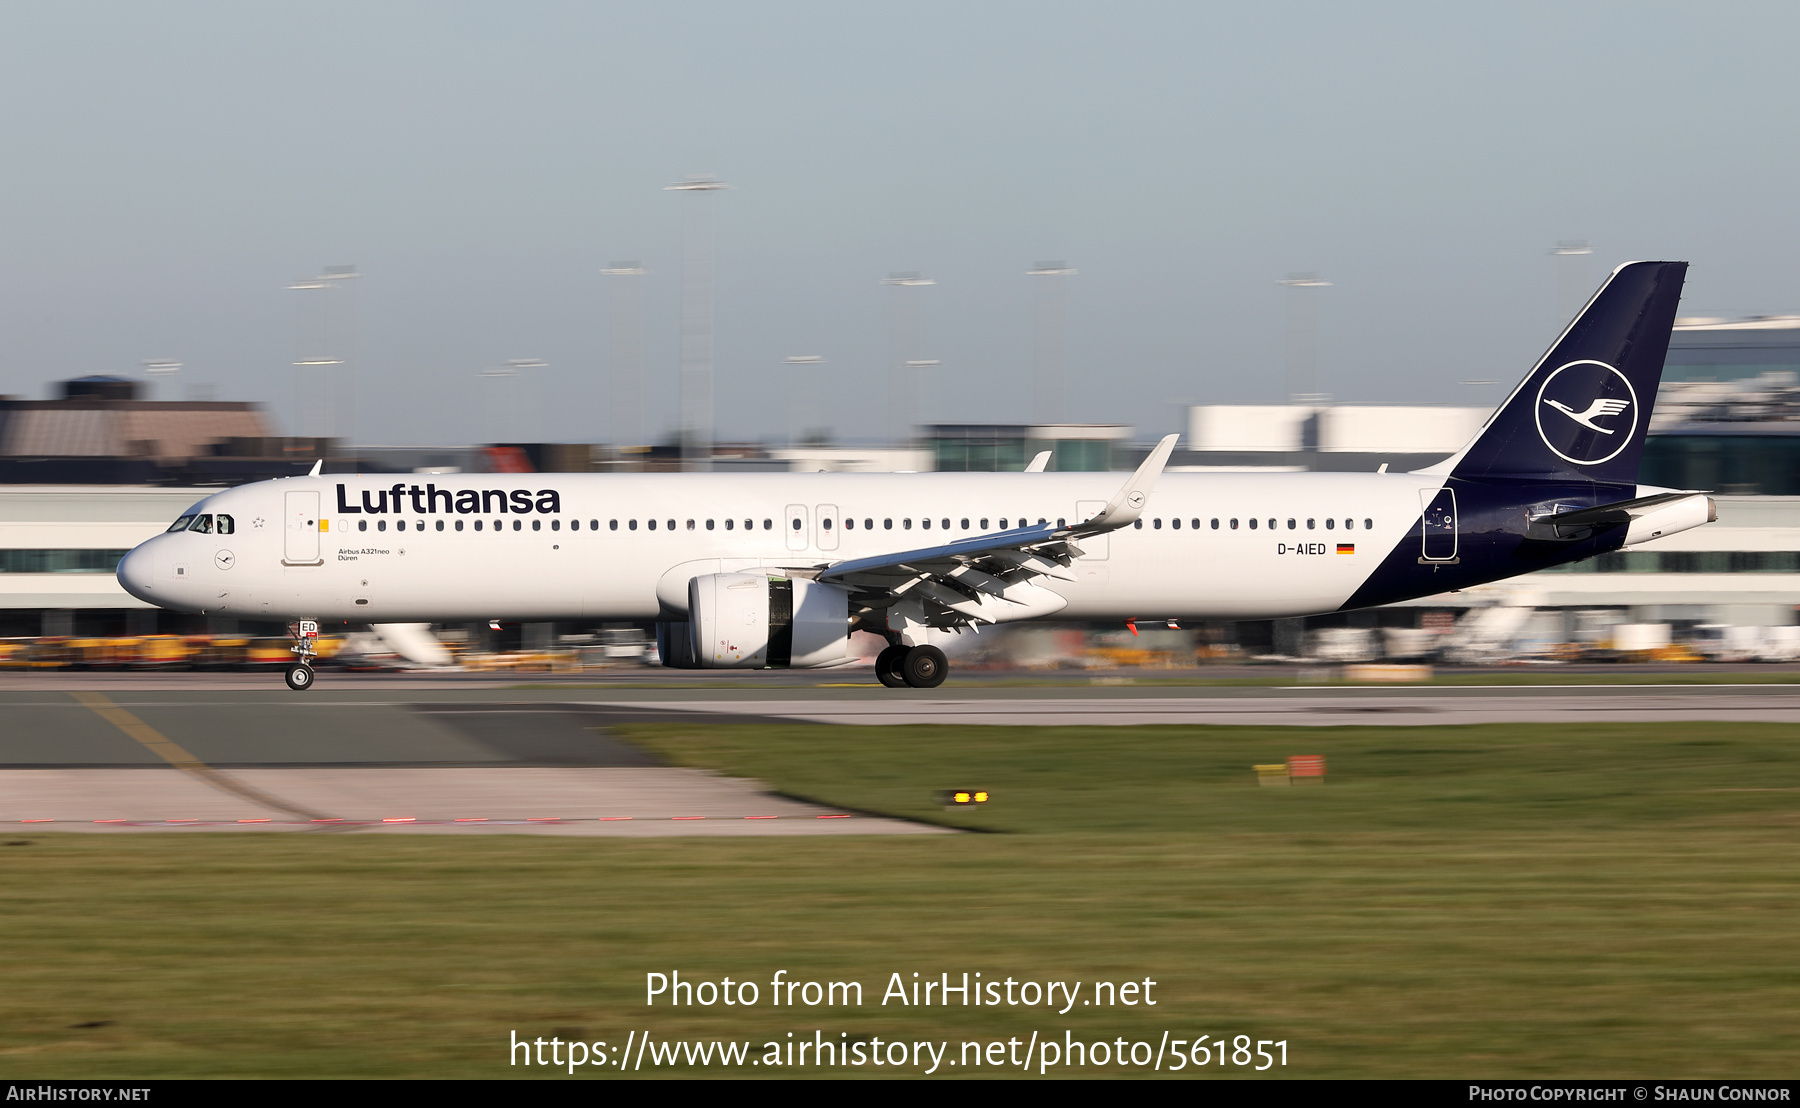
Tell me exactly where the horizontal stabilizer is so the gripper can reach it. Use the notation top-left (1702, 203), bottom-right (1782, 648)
top-left (1540, 491), bottom-right (1699, 529)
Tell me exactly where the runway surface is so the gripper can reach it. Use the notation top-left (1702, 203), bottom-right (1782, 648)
top-left (4, 673), bottom-right (1796, 833)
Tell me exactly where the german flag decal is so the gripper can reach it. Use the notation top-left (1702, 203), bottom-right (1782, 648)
top-left (1336, 543), bottom-right (1355, 554)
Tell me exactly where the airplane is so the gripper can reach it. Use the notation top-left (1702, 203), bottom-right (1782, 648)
top-left (117, 260), bottom-right (1714, 691)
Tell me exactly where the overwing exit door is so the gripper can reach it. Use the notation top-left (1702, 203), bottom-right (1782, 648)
top-left (784, 504), bottom-right (810, 551)
top-left (1075, 500), bottom-right (1109, 559)
top-left (284, 490), bottom-right (323, 566)
top-left (1418, 487), bottom-right (1458, 562)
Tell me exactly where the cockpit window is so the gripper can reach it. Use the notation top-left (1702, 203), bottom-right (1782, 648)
top-left (215, 514), bottom-right (234, 535)
top-left (166, 515), bottom-right (196, 533)
top-left (188, 514), bottom-right (213, 534)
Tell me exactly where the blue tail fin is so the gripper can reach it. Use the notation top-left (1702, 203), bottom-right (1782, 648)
top-left (1443, 260), bottom-right (1687, 484)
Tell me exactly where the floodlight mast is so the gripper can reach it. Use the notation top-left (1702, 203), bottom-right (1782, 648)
top-left (883, 272), bottom-right (935, 442)
top-left (1551, 240), bottom-right (1593, 328)
top-left (1027, 261), bottom-right (1075, 424)
top-left (286, 266), bottom-right (361, 448)
top-left (1277, 272), bottom-right (1331, 404)
top-left (665, 175), bottom-right (731, 471)
top-left (141, 360), bottom-right (181, 401)
top-left (783, 355), bottom-right (828, 446)
top-left (601, 262), bottom-right (647, 463)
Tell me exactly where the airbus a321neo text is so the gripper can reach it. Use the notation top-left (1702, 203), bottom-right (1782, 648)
top-left (119, 261), bottom-right (1714, 691)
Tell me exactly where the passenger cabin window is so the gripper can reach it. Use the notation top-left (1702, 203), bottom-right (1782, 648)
top-left (724, 518), bottom-right (734, 530)
top-left (647, 519), bottom-right (656, 531)
top-left (436, 520), bottom-right (445, 531)
top-left (359, 520), bottom-right (368, 532)
top-left (1306, 519), bottom-right (1314, 529)
top-left (885, 519), bottom-right (893, 530)
top-left (1287, 519), bottom-right (1296, 530)
top-left (397, 520), bottom-right (406, 532)
top-left (613, 520), bottom-right (621, 530)
top-left (1364, 518), bottom-right (1373, 529)
top-left (903, 519), bottom-right (912, 530)
top-left (455, 520), bottom-right (464, 531)
top-left (1248, 519), bottom-right (1257, 529)
top-left (763, 519), bottom-right (772, 530)
top-left (378, 520), bottom-right (387, 532)
top-left (864, 518), bottom-right (873, 529)
top-left (1212, 519), bottom-right (1220, 529)
top-left (686, 519), bottom-right (694, 531)
top-left (921, 519), bottom-right (931, 530)
top-left (1325, 518), bottom-right (1334, 529)
top-left (532, 519), bottom-right (541, 531)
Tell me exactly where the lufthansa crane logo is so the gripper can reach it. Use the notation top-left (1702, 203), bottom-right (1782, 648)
top-left (1534, 360), bottom-right (1638, 466)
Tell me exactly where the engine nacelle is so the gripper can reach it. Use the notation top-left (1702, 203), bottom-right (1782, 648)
top-left (686, 573), bottom-right (850, 669)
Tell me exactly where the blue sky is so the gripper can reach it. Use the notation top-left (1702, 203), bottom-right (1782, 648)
top-left (1, 2), bottom-right (1795, 444)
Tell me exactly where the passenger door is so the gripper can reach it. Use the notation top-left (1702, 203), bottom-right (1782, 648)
top-left (815, 504), bottom-right (839, 551)
top-left (1418, 487), bottom-right (1458, 562)
top-left (284, 490), bottom-right (322, 566)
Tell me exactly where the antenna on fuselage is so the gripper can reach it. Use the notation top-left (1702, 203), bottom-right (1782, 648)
top-left (308, 459), bottom-right (322, 477)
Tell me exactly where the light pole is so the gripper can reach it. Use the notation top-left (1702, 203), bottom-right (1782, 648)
top-left (1277, 273), bottom-right (1331, 404)
top-left (1027, 261), bottom-right (1075, 424)
top-left (905, 359), bottom-right (941, 429)
top-left (784, 355), bottom-right (826, 445)
top-left (601, 262), bottom-right (646, 457)
top-left (286, 265), bottom-right (360, 449)
top-left (141, 359), bottom-right (181, 401)
top-left (1551, 240), bottom-right (1593, 328)
top-left (665, 174), bottom-right (731, 471)
top-left (479, 359), bottom-right (545, 443)
top-left (883, 272), bottom-right (935, 443)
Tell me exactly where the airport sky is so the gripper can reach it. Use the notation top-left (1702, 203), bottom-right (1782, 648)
top-left (1, 1), bottom-right (1797, 446)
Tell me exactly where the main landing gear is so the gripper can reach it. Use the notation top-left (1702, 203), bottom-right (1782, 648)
top-left (285, 620), bottom-right (320, 692)
top-left (875, 643), bottom-right (948, 689)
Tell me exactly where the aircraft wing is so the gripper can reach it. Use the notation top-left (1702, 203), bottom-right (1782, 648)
top-left (810, 435), bottom-right (1179, 627)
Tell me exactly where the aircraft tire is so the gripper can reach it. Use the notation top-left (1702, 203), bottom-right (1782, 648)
top-left (900, 645), bottom-right (947, 689)
top-left (284, 663), bottom-right (316, 692)
top-left (875, 645), bottom-right (909, 688)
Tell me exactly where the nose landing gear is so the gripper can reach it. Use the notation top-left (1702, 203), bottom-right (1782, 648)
top-left (286, 620), bottom-right (320, 692)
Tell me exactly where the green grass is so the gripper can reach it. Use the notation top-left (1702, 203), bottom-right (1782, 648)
top-left (2, 722), bottom-right (1799, 1078)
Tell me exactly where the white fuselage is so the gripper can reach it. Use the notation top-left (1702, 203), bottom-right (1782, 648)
top-left (117, 470), bottom-right (1441, 624)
